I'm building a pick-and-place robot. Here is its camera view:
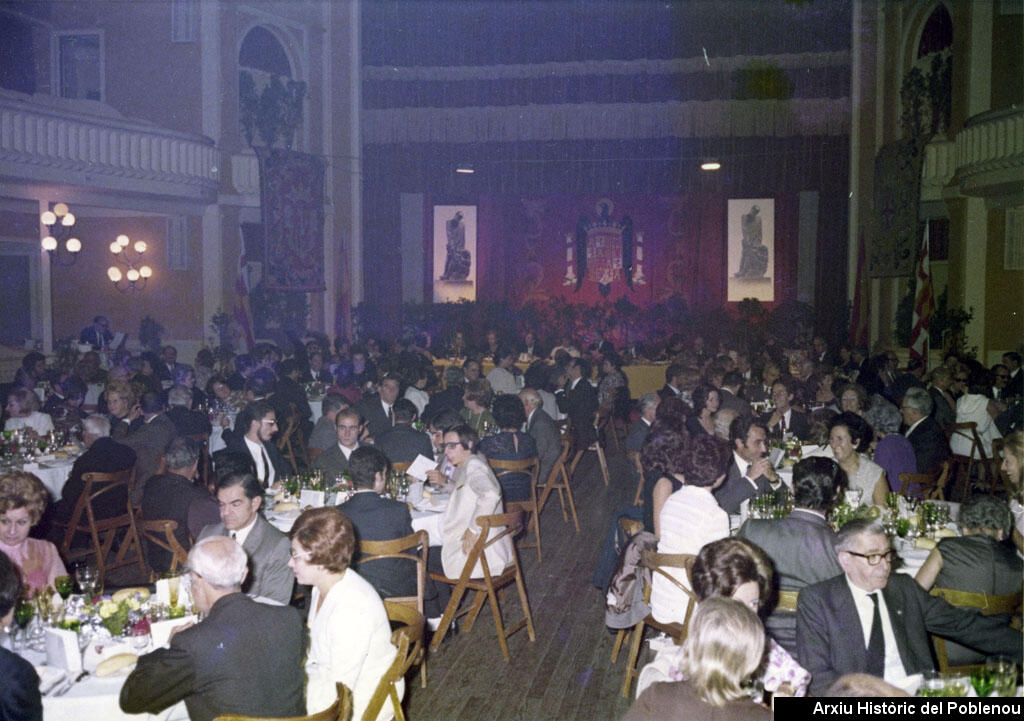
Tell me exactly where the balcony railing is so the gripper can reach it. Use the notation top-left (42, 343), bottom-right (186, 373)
top-left (955, 105), bottom-right (1023, 195)
top-left (0, 90), bottom-right (218, 203)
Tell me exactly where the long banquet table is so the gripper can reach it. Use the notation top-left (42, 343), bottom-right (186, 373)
top-left (432, 358), bottom-right (668, 397)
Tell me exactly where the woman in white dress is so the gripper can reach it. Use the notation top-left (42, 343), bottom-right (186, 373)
top-left (289, 507), bottom-right (400, 721)
top-left (4, 388), bottom-right (54, 436)
top-left (439, 424), bottom-right (513, 579)
top-left (828, 412), bottom-right (887, 506)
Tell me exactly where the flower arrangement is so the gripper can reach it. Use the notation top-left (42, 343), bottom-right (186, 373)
top-left (96, 594), bottom-right (143, 636)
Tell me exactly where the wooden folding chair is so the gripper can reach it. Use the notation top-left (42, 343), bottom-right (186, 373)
top-left (490, 456), bottom-right (542, 562)
top-left (619, 550), bottom-right (697, 698)
top-left (536, 438), bottom-right (580, 533)
top-left (898, 460), bottom-right (950, 500)
top-left (186, 433), bottom-right (212, 490)
top-left (59, 468), bottom-right (147, 579)
top-left (360, 602), bottom-right (424, 721)
top-left (428, 511), bottom-right (536, 660)
top-left (628, 451), bottom-right (645, 506)
top-left (929, 587), bottom-right (1022, 673)
top-left (776, 589), bottom-right (800, 613)
top-left (277, 410), bottom-right (308, 475)
top-left (391, 461), bottom-right (412, 475)
top-left (214, 682), bottom-right (352, 721)
top-left (359, 530), bottom-right (429, 687)
top-left (137, 518), bottom-right (189, 581)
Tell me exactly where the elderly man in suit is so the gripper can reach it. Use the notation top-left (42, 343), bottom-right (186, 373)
top-left (520, 387), bottom-right (561, 487)
top-left (312, 408), bottom-right (362, 479)
top-left (166, 386), bottom-right (212, 437)
top-left (141, 437), bottom-right (209, 574)
top-left (713, 415), bottom-right (781, 514)
top-left (797, 518), bottom-right (1022, 695)
top-left (555, 357), bottom-right (598, 447)
top-left (118, 391), bottom-right (178, 505)
top-left (374, 399), bottom-right (433, 465)
top-left (120, 536), bottom-right (304, 721)
top-left (197, 472), bottom-right (293, 605)
top-left (225, 401), bottom-right (289, 490)
top-left (354, 375), bottom-right (400, 440)
top-left (625, 393), bottom-right (659, 453)
top-left (738, 456), bottom-right (843, 654)
top-left (900, 386), bottom-right (950, 474)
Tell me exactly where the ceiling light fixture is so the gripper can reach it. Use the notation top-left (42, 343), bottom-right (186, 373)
top-left (700, 159), bottom-right (721, 171)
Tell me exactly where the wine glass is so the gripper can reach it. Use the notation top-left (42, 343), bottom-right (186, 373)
top-left (75, 564), bottom-right (101, 599)
top-left (54, 574), bottom-right (74, 600)
top-left (12, 600), bottom-right (34, 650)
top-left (970, 665), bottom-right (994, 697)
top-left (986, 656), bottom-right (1018, 697)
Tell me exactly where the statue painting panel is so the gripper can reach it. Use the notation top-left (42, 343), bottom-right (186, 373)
top-left (727, 198), bottom-right (775, 302)
top-left (433, 205), bottom-right (477, 302)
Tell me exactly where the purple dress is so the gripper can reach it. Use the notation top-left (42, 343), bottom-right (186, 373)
top-left (874, 433), bottom-right (918, 493)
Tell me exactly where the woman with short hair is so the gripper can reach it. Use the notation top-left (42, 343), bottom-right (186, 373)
top-left (477, 395), bottom-right (538, 504)
top-left (0, 472), bottom-right (67, 593)
top-left (460, 379), bottom-right (496, 434)
top-left (828, 412), bottom-right (888, 506)
top-left (624, 598), bottom-right (772, 720)
top-left (3, 388), bottom-right (54, 436)
top-left (289, 506), bottom-right (399, 721)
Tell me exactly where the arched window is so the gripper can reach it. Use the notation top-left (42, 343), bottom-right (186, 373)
top-left (917, 4), bottom-right (953, 58)
top-left (238, 26), bottom-right (304, 148)
top-left (240, 26), bottom-right (291, 77)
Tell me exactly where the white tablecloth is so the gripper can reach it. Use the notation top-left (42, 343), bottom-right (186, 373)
top-left (22, 456), bottom-right (77, 499)
top-left (309, 398), bottom-right (323, 424)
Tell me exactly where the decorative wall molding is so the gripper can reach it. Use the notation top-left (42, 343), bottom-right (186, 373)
top-left (0, 91), bottom-right (218, 203)
top-left (231, 150), bottom-right (259, 196)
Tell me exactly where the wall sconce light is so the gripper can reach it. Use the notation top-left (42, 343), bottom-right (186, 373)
top-left (40, 202), bottom-right (81, 266)
top-left (107, 234), bottom-right (152, 293)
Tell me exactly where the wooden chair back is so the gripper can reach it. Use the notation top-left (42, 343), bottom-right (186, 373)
top-left (776, 589), bottom-right (800, 613)
top-left (490, 456), bottom-right (542, 562)
top-left (898, 460), bottom-right (950, 500)
top-left (628, 451), bottom-right (645, 506)
top-left (60, 467), bottom-right (146, 578)
top-left (137, 518), bottom-right (189, 581)
top-left (359, 601), bottom-right (425, 721)
top-left (214, 682), bottom-right (352, 721)
top-left (358, 530), bottom-right (428, 613)
top-left (929, 587), bottom-right (1022, 672)
top-left (185, 433), bottom-right (212, 490)
top-left (391, 461), bottom-right (412, 475)
top-left (276, 409), bottom-right (307, 475)
top-left (536, 438), bottom-right (579, 533)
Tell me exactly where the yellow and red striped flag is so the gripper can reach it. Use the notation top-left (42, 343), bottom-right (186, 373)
top-left (909, 224), bottom-right (934, 369)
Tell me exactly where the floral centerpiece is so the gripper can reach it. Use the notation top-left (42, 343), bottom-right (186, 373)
top-left (828, 501), bottom-right (880, 532)
top-left (96, 594), bottom-right (144, 636)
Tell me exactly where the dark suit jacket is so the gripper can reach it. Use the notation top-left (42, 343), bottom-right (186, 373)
top-left (198, 516), bottom-right (294, 604)
top-left (712, 458), bottom-right (775, 514)
top-left (120, 593), bottom-right (304, 721)
top-left (79, 325), bottom-right (113, 350)
top-left (141, 472), bottom-right (208, 573)
top-left (796, 572), bottom-right (1023, 695)
top-left (0, 647), bottom-right (42, 721)
top-left (929, 387), bottom-right (956, 428)
top-left (225, 435), bottom-right (290, 487)
top-left (556, 379), bottom-right (598, 445)
top-left (737, 509), bottom-right (842, 654)
top-left (312, 443), bottom-right (357, 479)
top-left (166, 406), bottom-right (212, 437)
top-left (657, 384), bottom-right (680, 402)
top-left (375, 424), bottom-right (433, 465)
top-left (718, 388), bottom-right (750, 417)
top-left (121, 413), bottom-right (179, 504)
top-left (625, 418), bottom-right (650, 453)
top-left (338, 491), bottom-right (417, 599)
top-left (761, 408), bottom-right (810, 441)
top-left (422, 386), bottom-right (464, 423)
top-left (526, 407), bottom-right (561, 485)
top-left (905, 416), bottom-right (951, 474)
top-left (269, 377), bottom-right (313, 432)
top-left (55, 436), bottom-right (137, 525)
top-left (355, 393), bottom-right (393, 440)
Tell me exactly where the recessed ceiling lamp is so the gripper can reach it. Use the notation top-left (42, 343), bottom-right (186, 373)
top-left (456, 163), bottom-right (474, 174)
top-left (700, 159), bottom-right (721, 171)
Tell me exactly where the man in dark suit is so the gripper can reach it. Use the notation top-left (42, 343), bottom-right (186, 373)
top-left (141, 437), bottom-right (209, 574)
top-left (312, 408), bottom-right (362, 479)
top-left (120, 536), bottom-right (304, 721)
top-left (1003, 351), bottom-right (1023, 399)
top-left (225, 401), bottom-right (290, 490)
top-left (657, 362), bottom-right (685, 402)
top-left (738, 456), bottom-right (844, 654)
top-left (52, 414), bottom-right (137, 533)
top-left (761, 378), bottom-right (809, 441)
top-left (268, 358), bottom-right (313, 440)
top-left (555, 357), bottom-right (598, 446)
top-left (197, 472), bottom-right (293, 604)
top-left (374, 399), bottom-right (433, 465)
top-left (713, 416), bottom-right (781, 514)
top-left (927, 366), bottom-right (957, 429)
top-left (900, 386), bottom-right (950, 474)
top-left (0, 553), bottom-right (42, 721)
top-left (79, 315), bottom-right (114, 351)
top-left (520, 387), bottom-right (561, 486)
top-left (625, 393), bottom-right (659, 453)
top-left (118, 392), bottom-right (179, 504)
top-left (155, 345), bottom-right (185, 384)
top-left (422, 366), bottom-right (465, 424)
top-left (718, 371), bottom-right (751, 418)
top-left (354, 376), bottom-right (400, 440)
top-left (796, 518), bottom-right (1022, 695)
top-left (166, 386), bottom-right (212, 437)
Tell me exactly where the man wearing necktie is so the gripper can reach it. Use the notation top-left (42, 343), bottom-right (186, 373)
top-left (225, 401), bottom-right (289, 490)
top-left (796, 518), bottom-right (1021, 695)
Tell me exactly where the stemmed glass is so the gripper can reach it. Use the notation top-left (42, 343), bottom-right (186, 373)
top-left (986, 656), bottom-right (1018, 697)
top-left (12, 600), bottom-right (34, 651)
top-left (55, 574), bottom-right (74, 600)
top-left (75, 564), bottom-right (101, 599)
top-left (970, 665), bottom-right (994, 697)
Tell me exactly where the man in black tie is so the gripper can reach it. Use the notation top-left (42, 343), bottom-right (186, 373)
top-left (355, 376), bottom-right (400, 440)
top-left (796, 518), bottom-right (1021, 695)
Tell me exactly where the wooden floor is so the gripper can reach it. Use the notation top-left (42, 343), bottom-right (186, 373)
top-left (404, 444), bottom-right (637, 721)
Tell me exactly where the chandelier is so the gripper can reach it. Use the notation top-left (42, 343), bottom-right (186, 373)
top-left (40, 203), bottom-right (81, 266)
top-left (107, 235), bottom-right (153, 293)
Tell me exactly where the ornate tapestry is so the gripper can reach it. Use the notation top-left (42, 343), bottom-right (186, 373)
top-left (870, 139), bottom-right (925, 278)
top-left (256, 147), bottom-right (325, 291)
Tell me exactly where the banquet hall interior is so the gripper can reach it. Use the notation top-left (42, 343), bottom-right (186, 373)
top-left (0, 0), bottom-right (1022, 719)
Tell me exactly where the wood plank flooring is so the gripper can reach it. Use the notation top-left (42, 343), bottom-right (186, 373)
top-left (404, 445), bottom-right (637, 721)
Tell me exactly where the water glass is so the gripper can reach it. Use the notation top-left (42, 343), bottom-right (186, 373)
top-left (75, 564), bottom-right (101, 598)
top-left (919, 671), bottom-right (945, 697)
top-left (941, 673), bottom-right (968, 697)
top-left (986, 656), bottom-right (1018, 697)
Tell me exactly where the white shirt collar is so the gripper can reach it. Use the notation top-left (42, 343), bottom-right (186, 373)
top-left (230, 515), bottom-right (258, 548)
top-left (843, 576), bottom-right (908, 686)
top-left (904, 417), bottom-right (925, 437)
top-left (338, 442), bottom-right (357, 459)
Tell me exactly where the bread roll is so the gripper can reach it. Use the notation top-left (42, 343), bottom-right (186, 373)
top-left (95, 653), bottom-right (138, 677)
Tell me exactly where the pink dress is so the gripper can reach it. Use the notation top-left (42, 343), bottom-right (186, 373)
top-left (0, 537), bottom-right (67, 593)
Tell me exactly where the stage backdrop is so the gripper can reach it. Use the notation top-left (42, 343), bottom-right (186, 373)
top-left (425, 194), bottom-right (799, 310)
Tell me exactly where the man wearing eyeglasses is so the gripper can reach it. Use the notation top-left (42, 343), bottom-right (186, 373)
top-left (796, 518), bottom-right (1021, 695)
top-left (225, 401), bottom-right (289, 490)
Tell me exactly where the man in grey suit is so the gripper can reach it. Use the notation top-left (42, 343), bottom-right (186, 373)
top-left (374, 399), bottom-right (433, 464)
top-left (625, 393), bottom-right (659, 453)
top-left (354, 376), bottom-right (400, 440)
top-left (797, 518), bottom-right (1022, 695)
top-left (738, 456), bottom-right (843, 654)
top-left (120, 392), bottom-right (178, 504)
top-left (713, 416), bottom-right (780, 514)
top-left (312, 408), bottom-right (362, 480)
top-left (308, 393), bottom-right (349, 451)
top-left (718, 371), bottom-right (751, 418)
top-left (198, 472), bottom-right (293, 605)
top-left (520, 387), bottom-right (560, 486)
top-left (120, 536), bottom-right (304, 721)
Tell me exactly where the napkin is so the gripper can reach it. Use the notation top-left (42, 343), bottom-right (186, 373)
top-left (34, 665), bottom-right (66, 694)
top-left (150, 616), bottom-right (197, 649)
top-left (44, 627), bottom-right (82, 674)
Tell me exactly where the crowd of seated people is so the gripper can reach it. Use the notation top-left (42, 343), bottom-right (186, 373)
top-left (1, 318), bottom-right (1022, 713)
